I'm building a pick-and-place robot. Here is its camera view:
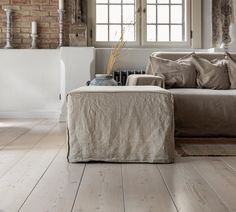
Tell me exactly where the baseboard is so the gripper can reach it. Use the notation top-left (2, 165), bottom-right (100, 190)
top-left (0, 111), bottom-right (60, 119)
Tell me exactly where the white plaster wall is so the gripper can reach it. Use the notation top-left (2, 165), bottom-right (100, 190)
top-left (96, 48), bottom-right (158, 73)
top-left (60, 47), bottom-right (95, 94)
top-left (60, 47), bottom-right (95, 121)
top-left (202, 0), bottom-right (212, 49)
top-left (95, 48), bottom-right (210, 73)
top-left (0, 48), bottom-right (95, 119)
top-left (0, 49), bottom-right (61, 118)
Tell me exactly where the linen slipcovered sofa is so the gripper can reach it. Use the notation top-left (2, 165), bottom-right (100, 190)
top-left (145, 52), bottom-right (236, 138)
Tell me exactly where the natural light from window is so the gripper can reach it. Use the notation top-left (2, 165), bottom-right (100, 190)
top-left (96, 0), bottom-right (136, 42)
top-left (94, 0), bottom-right (188, 46)
top-left (146, 0), bottom-right (185, 42)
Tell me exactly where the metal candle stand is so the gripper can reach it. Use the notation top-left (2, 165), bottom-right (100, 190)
top-left (31, 34), bottom-right (38, 49)
top-left (4, 9), bottom-right (13, 49)
top-left (58, 9), bottom-right (65, 48)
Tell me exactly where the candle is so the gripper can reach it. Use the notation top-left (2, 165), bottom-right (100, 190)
top-left (59, 0), bottom-right (64, 10)
top-left (32, 21), bottom-right (37, 34)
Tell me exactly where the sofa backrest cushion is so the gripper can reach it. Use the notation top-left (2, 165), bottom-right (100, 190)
top-left (146, 52), bottom-right (236, 71)
top-left (191, 54), bottom-right (230, 89)
top-left (146, 52), bottom-right (236, 89)
top-left (226, 52), bottom-right (236, 89)
top-left (149, 53), bottom-right (197, 88)
top-left (146, 52), bottom-right (235, 61)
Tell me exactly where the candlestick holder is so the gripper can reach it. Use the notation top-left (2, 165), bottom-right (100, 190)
top-left (4, 9), bottom-right (13, 49)
top-left (223, 43), bottom-right (229, 52)
top-left (58, 9), bottom-right (65, 48)
top-left (31, 34), bottom-right (38, 49)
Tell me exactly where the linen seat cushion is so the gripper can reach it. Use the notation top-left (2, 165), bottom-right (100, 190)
top-left (191, 54), bottom-right (230, 89)
top-left (170, 88), bottom-right (236, 137)
top-left (148, 53), bottom-right (197, 88)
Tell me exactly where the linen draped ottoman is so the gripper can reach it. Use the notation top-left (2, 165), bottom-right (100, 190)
top-left (67, 86), bottom-right (175, 163)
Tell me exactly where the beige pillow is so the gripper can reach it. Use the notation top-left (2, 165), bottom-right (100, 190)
top-left (149, 54), bottom-right (197, 88)
top-left (225, 52), bottom-right (236, 89)
top-left (191, 54), bottom-right (230, 89)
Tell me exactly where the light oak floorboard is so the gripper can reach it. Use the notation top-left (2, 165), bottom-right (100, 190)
top-left (1, 120), bottom-right (236, 212)
top-left (221, 157), bottom-right (236, 172)
top-left (122, 164), bottom-right (177, 212)
top-left (0, 120), bottom-right (56, 178)
top-left (0, 123), bottom-right (65, 212)
top-left (72, 164), bottom-right (124, 212)
top-left (192, 157), bottom-right (236, 211)
top-left (0, 119), bottom-right (28, 134)
top-left (19, 148), bottom-right (85, 212)
top-left (0, 119), bottom-right (41, 149)
top-left (158, 158), bottom-right (229, 212)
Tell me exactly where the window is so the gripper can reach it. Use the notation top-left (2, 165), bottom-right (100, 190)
top-left (146, 0), bottom-right (185, 42)
top-left (88, 0), bottom-right (201, 48)
top-left (96, 0), bottom-right (136, 42)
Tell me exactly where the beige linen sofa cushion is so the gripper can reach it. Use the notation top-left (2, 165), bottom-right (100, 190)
top-left (191, 54), bottom-right (230, 89)
top-left (149, 54), bottom-right (196, 88)
top-left (126, 74), bottom-right (165, 88)
top-left (226, 52), bottom-right (236, 89)
top-left (170, 88), bottom-right (236, 137)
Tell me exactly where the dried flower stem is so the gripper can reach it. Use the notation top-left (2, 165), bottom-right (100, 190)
top-left (106, 34), bottom-right (126, 75)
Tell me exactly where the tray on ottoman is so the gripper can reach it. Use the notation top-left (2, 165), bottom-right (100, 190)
top-left (67, 86), bottom-right (175, 163)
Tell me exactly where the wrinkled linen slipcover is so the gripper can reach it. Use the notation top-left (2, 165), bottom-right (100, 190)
top-left (67, 86), bottom-right (175, 163)
top-left (146, 52), bottom-right (236, 75)
top-left (170, 88), bottom-right (236, 137)
top-left (149, 54), bottom-right (197, 88)
top-left (126, 74), bottom-right (165, 88)
top-left (191, 55), bottom-right (230, 89)
top-left (145, 52), bottom-right (236, 138)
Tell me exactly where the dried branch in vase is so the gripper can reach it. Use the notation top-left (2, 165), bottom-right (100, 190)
top-left (106, 34), bottom-right (126, 76)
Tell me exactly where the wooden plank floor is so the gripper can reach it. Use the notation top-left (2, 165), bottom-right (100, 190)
top-left (0, 119), bottom-right (236, 212)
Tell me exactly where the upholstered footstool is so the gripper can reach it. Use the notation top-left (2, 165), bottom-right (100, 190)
top-left (67, 86), bottom-right (174, 163)
top-left (126, 74), bottom-right (165, 88)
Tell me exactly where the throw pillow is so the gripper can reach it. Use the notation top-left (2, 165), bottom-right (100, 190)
top-left (225, 52), bottom-right (236, 89)
top-left (149, 53), bottom-right (197, 88)
top-left (191, 54), bottom-right (230, 89)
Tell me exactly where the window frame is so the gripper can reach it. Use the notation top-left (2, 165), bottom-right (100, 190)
top-left (89, 0), bottom-right (141, 48)
top-left (88, 0), bottom-right (201, 48)
top-left (141, 0), bottom-right (191, 48)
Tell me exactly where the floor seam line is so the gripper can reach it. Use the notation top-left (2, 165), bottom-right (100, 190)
top-left (156, 165), bottom-right (179, 212)
top-left (121, 164), bottom-right (126, 212)
top-left (0, 122), bottom-right (58, 180)
top-left (17, 142), bottom-right (66, 212)
top-left (0, 119), bottom-right (43, 151)
top-left (191, 158), bottom-right (232, 212)
top-left (220, 158), bottom-right (236, 173)
top-left (70, 163), bottom-right (86, 212)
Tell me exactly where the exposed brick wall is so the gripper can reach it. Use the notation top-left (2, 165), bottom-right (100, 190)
top-left (0, 0), bottom-right (70, 48)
